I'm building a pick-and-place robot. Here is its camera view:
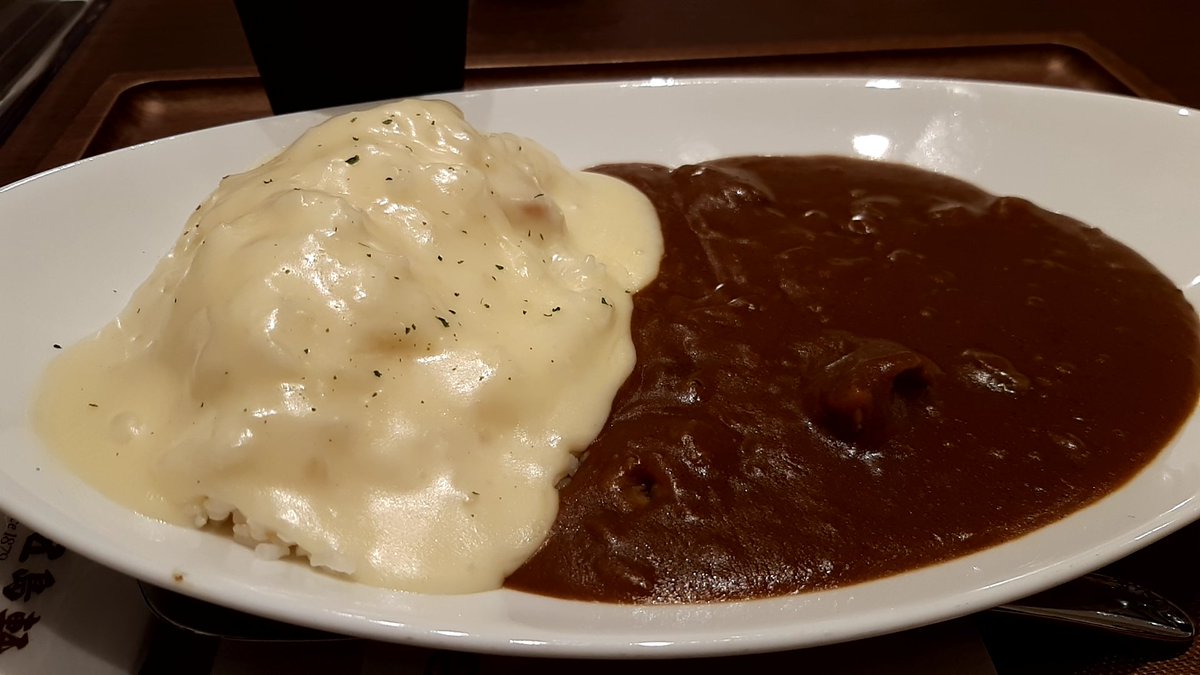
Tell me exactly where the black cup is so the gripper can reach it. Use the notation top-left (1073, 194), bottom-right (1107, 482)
top-left (233, 0), bottom-right (469, 114)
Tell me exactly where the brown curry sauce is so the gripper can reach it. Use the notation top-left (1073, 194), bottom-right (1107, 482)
top-left (504, 156), bottom-right (1200, 603)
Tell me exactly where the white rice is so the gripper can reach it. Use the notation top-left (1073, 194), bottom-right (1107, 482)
top-left (184, 497), bottom-right (356, 575)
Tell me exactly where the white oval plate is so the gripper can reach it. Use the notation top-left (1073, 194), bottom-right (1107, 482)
top-left (1, 77), bottom-right (1199, 659)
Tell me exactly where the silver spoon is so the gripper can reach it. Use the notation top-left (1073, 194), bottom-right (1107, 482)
top-left (138, 572), bottom-right (1195, 644)
top-left (989, 572), bottom-right (1194, 644)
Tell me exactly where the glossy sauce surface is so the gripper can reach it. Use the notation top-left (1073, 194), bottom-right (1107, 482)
top-left (505, 156), bottom-right (1200, 603)
top-left (33, 100), bottom-right (663, 594)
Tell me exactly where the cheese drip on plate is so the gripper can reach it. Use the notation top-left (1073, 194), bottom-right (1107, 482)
top-left (34, 100), bottom-right (663, 593)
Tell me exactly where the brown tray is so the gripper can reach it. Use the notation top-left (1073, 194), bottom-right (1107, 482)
top-left (45, 40), bottom-right (1164, 168)
top-left (35, 37), bottom-right (1200, 674)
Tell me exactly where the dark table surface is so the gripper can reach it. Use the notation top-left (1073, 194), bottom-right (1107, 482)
top-left (5, 0), bottom-right (1200, 186)
top-left (2, 1), bottom-right (1200, 672)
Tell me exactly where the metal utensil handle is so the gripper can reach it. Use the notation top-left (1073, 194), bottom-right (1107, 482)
top-left (993, 572), bottom-right (1196, 644)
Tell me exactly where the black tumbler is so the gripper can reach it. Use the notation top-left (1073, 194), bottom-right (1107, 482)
top-left (233, 0), bottom-right (469, 115)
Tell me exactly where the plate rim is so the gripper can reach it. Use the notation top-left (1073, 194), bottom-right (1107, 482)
top-left (2, 74), bottom-right (1199, 658)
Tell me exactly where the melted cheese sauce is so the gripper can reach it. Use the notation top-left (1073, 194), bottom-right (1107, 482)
top-left (33, 100), bottom-right (663, 593)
